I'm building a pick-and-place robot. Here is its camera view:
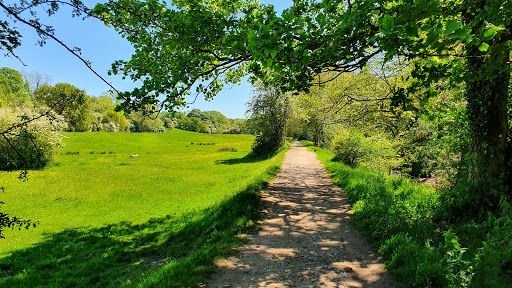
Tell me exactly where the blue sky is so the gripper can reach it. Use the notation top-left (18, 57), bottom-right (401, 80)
top-left (1, 0), bottom-right (293, 119)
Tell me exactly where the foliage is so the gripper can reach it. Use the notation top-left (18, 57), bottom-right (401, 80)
top-left (187, 109), bottom-right (229, 130)
top-left (288, 60), bottom-right (408, 146)
top-left (246, 85), bottom-right (289, 156)
top-left (331, 129), bottom-right (402, 172)
top-left (159, 111), bottom-right (179, 129)
top-left (309, 143), bottom-right (512, 287)
top-left (177, 116), bottom-right (208, 133)
top-left (90, 95), bottom-right (128, 132)
top-left (331, 130), bottom-right (367, 167)
top-left (93, 0), bottom-right (512, 207)
top-left (0, 107), bottom-right (65, 170)
top-left (0, 130), bottom-right (286, 286)
top-left (34, 83), bottom-right (92, 132)
top-left (0, 106), bottom-right (65, 239)
top-left (0, 200), bottom-right (37, 239)
top-left (397, 93), bottom-right (468, 182)
top-left (126, 106), bottom-right (164, 132)
top-left (0, 67), bottom-right (32, 108)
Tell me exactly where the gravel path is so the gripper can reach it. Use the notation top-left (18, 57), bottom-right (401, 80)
top-left (208, 142), bottom-right (395, 288)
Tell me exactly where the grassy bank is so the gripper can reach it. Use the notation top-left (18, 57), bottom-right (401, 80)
top-left (303, 141), bottom-right (512, 287)
top-left (0, 130), bottom-right (286, 287)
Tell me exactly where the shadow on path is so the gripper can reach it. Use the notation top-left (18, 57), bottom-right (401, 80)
top-left (209, 142), bottom-right (394, 288)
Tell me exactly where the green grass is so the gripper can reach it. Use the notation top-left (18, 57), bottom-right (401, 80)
top-left (0, 130), bottom-right (286, 287)
top-left (303, 141), bottom-right (512, 287)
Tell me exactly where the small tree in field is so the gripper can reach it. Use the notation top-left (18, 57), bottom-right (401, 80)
top-left (246, 86), bottom-right (289, 156)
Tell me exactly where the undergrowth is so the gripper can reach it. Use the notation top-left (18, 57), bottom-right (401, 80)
top-left (302, 140), bottom-right (512, 288)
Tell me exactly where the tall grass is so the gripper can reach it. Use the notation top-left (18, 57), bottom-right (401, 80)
top-left (0, 130), bottom-right (286, 287)
top-left (303, 141), bottom-right (512, 287)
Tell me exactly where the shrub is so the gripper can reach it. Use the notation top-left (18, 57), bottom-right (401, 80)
top-left (218, 147), bottom-right (237, 152)
top-left (331, 130), bottom-right (366, 166)
top-left (332, 130), bottom-right (402, 171)
top-left (0, 107), bottom-right (65, 170)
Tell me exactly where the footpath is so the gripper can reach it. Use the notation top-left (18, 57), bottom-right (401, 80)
top-left (208, 142), bottom-right (394, 288)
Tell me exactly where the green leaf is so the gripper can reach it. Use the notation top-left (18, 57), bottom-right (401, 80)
top-left (481, 26), bottom-right (499, 41)
top-left (451, 28), bottom-right (470, 40)
top-left (266, 58), bottom-right (273, 67)
top-left (248, 30), bottom-right (257, 42)
top-left (425, 31), bottom-right (440, 47)
top-left (302, 56), bottom-right (310, 67)
top-left (405, 23), bottom-right (418, 37)
top-left (444, 20), bottom-right (461, 35)
top-left (478, 42), bottom-right (489, 52)
top-left (381, 15), bottom-right (394, 31)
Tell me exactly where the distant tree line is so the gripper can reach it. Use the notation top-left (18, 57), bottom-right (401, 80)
top-left (0, 66), bottom-right (250, 171)
top-left (161, 109), bottom-right (249, 135)
top-left (1, 67), bottom-right (248, 134)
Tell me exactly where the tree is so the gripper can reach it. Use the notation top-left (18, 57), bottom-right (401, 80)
top-left (0, 67), bottom-right (32, 108)
top-left (90, 95), bottom-right (128, 132)
top-left (1, 107), bottom-right (65, 170)
top-left (246, 85), bottom-right (289, 156)
top-left (22, 71), bottom-right (52, 92)
top-left (126, 105), bottom-right (164, 132)
top-left (177, 117), bottom-right (208, 133)
top-left (0, 1), bottom-right (107, 239)
top-left (95, 0), bottom-right (511, 207)
top-left (34, 83), bottom-right (92, 132)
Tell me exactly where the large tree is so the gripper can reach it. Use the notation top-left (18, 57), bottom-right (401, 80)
top-left (34, 83), bottom-right (92, 132)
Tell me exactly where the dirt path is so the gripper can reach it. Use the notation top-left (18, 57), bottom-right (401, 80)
top-left (208, 142), bottom-right (394, 288)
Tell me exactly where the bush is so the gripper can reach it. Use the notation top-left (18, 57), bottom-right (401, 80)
top-left (332, 130), bottom-right (402, 171)
top-left (331, 130), bottom-right (366, 166)
top-left (0, 108), bottom-right (65, 170)
top-left (251, 131), bottom-right (285, 156)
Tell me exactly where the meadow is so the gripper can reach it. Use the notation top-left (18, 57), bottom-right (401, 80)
top-left (0, 130), bottom-right (286, 287)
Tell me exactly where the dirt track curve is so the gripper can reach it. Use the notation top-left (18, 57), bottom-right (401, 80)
top-left (208, 142), bottom-right (395, 288)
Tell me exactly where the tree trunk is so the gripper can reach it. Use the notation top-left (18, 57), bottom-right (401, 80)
top-left (464, 29), bottom-right (510, 204)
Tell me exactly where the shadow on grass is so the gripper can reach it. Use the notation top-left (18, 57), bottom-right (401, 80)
top-left (215, 151), bottom-right (282, 165)
top-left (0, 176), bottom-right (279, 288)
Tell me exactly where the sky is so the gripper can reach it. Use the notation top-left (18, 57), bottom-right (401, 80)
top-left (1, 0), bottom-right (293, 119)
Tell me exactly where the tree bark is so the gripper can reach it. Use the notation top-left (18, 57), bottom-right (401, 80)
top-left (464, 29), bottom-right (510, 203)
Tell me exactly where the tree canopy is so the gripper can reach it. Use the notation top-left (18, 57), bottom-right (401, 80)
top-left (34, 83), bottom-right (92, 132)
top-left (0, 67), bottom-right (31, 108)
top-left (92, 0), bottom-right (511, 203)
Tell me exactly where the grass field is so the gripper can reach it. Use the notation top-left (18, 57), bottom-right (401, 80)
top-left (0, 130), bottom-right (286, 287)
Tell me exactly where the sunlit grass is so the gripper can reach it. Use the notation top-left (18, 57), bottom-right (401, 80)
top-left (0, 130), bottom-right (286, 287)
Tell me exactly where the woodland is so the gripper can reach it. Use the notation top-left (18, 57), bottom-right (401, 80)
top-left (1, 0), bottom-right (512, 287)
